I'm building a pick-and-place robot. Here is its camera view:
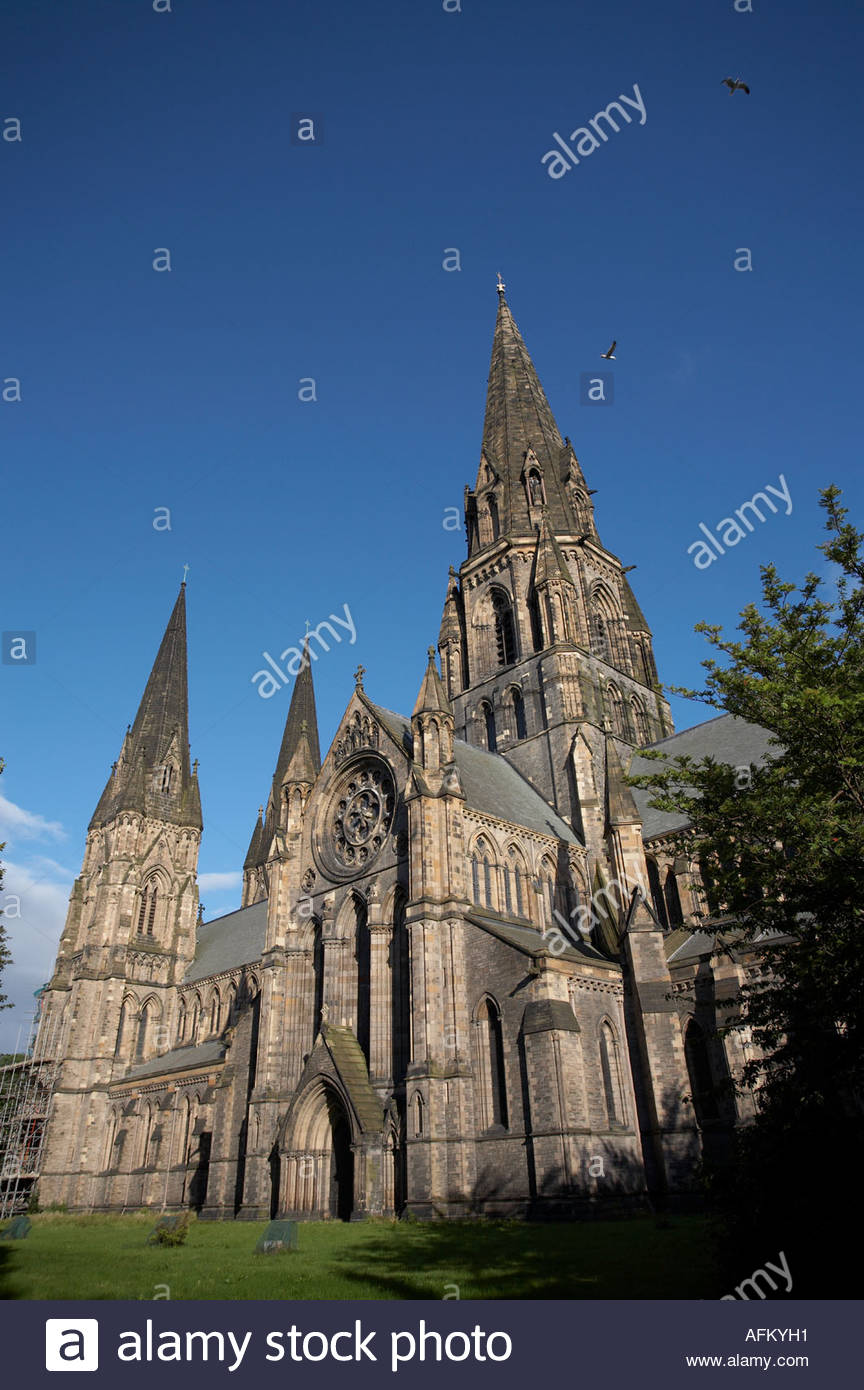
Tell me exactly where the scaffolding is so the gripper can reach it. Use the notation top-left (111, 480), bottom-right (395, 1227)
top-left (0, 1012), bottom-right (61, 1219)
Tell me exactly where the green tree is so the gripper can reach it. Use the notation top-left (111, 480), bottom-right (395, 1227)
top-left (630, 487), bottom-right (864, 1291)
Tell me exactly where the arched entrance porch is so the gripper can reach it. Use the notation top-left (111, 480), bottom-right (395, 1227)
top-left (281, 1080), bottom-right (355, 1220)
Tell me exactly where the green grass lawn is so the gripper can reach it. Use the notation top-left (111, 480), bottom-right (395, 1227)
top-left (0, 1212), bottom-right (723, 1300)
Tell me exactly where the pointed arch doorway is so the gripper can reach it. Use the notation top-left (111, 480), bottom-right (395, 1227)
top-left (286, 1080), bottom-right (356, 1221)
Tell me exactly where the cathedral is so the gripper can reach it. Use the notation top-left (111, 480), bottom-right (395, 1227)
top-left (33, 284), bottom-right (771, 1220)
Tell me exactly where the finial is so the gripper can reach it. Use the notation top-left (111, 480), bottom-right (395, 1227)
top-left (496, 272), bottom-right (506, 295)
top-left (305, 618), bottom-right (311, 636)
top-left (182, 563), bottom-right (190, 585)
top-left (354, 663), bottom-right (366, 689)
top-left (300, 718), bottom-right (308, 734)
top-left (427, 645), bottom-right (436, 663)
top-left (258, 805), bottom-right (263, 819)
top-left (192, 758), bottom-right (199, 774)
top-left (449, 564), bottom-right (456, 577)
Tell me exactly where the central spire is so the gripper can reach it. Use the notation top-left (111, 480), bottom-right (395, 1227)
top-left (467, 285), bottom-right (585, 549)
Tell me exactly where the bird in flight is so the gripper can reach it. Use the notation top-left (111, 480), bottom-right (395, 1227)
top-left (601, 340), bottom-right (617, 360)
top-left (722, 78), bottom-right (750, 94)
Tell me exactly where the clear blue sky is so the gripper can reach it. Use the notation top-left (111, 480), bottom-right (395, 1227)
top-left (2, 0), bottom-right (862, 1049)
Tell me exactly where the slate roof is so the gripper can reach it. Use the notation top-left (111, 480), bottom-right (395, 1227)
top-left (630, 714), bottom-right (779, 841)
top-left (322, 1025), bottom-right (384, 1132)
top-left (372, 704), bottom-right (579, 844)
top-left (466, 910), bottom-right (615, 968)
top-left (123, 1039), bottom-right (226, 1083)
top-left (183, 899), bottom-right (268, 984)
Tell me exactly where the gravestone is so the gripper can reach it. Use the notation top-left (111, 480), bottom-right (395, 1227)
top-left (255, 1219), bottom-right (298, 1253)
top-left (0, 1215), bottom-right (31, 1240)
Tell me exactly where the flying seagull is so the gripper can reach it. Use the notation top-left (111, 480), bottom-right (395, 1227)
top-left (722, 78), bottom-right (750, 94)
top-left (601, 340), bottom-right (617, 360)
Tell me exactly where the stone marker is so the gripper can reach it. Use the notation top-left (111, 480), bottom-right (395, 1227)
top-left (0, 1215), bottom-right (32, 1240)
top-left (255, 1219), bottom-right (298, 1253)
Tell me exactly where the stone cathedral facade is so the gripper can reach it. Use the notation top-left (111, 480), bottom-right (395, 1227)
top-left (33, 286), bottom-right (770, 1220)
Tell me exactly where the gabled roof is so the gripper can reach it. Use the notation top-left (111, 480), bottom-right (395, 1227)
top-left (183, 899), bottom-right (268, 984)
top-left (321, 1024), bottom-right (384, 1133)
top-left (630, 714), bottom-right (779, 841)
top-left (122, 1039), bottom-right (226, 1083)
top-left (371, 703), bottom-right (579, 844)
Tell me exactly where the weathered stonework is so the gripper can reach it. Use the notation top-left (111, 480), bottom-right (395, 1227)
top-left (34, 287), bottom-right (763, 1221)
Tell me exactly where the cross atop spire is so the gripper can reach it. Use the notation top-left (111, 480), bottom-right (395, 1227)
top-left (496, 272), bottom-right (506, 295)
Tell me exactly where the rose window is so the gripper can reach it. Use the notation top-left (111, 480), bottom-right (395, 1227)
top-left (331, 763), bottom-right (394, 869)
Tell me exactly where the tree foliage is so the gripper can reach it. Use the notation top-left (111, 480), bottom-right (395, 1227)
top-left (629, 488), bottom-right (864, 1288)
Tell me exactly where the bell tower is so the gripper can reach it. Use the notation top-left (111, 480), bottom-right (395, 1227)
top-left (36, 584), bottom-right (203, 1207)
top-left (439, 281), bottom-right (672, 834)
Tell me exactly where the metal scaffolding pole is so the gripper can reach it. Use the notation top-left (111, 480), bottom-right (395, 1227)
top-left (0, 1012), bottom-right (61, 1219)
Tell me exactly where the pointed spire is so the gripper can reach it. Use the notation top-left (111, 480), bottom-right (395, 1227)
top-left (283, 718), bottom-right (318, 787)
top-left (471, 288), bottom-right (581, 543)
top-left (621, 572), bottom-right (650, 633)
top-left (243, 807), bottom-right (264, 870)
top-left (270, 644), bottom-right (321, 800)
top-left (413, 646), bottom-right (452, 717)
top-left (89, 585), bottom-right (201, 829)
top-left (605, 737), bottom-right (641, 827)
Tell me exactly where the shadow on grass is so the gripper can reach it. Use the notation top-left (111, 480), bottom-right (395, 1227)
top-left (332, 1215), bottom-right (720, 1300)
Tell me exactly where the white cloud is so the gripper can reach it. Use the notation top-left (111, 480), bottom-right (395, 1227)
top-left (0, 860), bottom-right (72, 1053)
top-left (198, 871), bottom-right (243, 892)
top-left (0, 793), bottom-right (65, 842)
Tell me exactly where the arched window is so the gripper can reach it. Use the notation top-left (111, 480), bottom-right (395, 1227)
top-left (471, 838), bottom-right (495, 910)
top-left (413, 1093), bottom-right (424, 1138)
top-left (115, 998), bottom-right (133, 1058)
top-left (160, 764), bottom-right (174, 793)
top-left (540, 856), bottom-right (558, 926)
top-left (504, 845), bottom-right (527, 919)
top-left (391, 894), bottom-right (411, 1084)
top-left (664, 869), bottom-right (684, 927)
top-left (176, 997), bottom-right (187, 1045)
top-left (511, 687), bottom-right (527, 740)
top-left (480, 701), bottom-right (497, 753)
top-left (226, 982), bottom-right (237, 1026)
top-left (527, 469), bottom-right (545, 506)
top-left (599, 1021), bottom-right (626, 1126)
top-left (684, 1019), bottom-right (718, 1124)
top-left (631, 695), bottom-right (652, 745)
top-left (491, 589), bottom-right (517, 666)
top-left (592, 610), bottom-right (610, 660)
top-left (475, 997), bottom-right (508, 1128)
top-left (646, 858), bottom-right (669, 928)
top-left (190, 994), bottom-right (202, 1043)
top-left (607, 685), bottom-right (626, 737)
top-left (354, 894), bottom-right (371, 1063)
top-left (487, 495), bottom-right (500, 541)
top-left (209, 989), bottom-right (221, 1035)
top-left (136, 1000), bottom-right (157, 1061)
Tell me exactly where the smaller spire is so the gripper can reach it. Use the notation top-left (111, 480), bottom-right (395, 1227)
top-left (413, 647), bottom-right (452, 717)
